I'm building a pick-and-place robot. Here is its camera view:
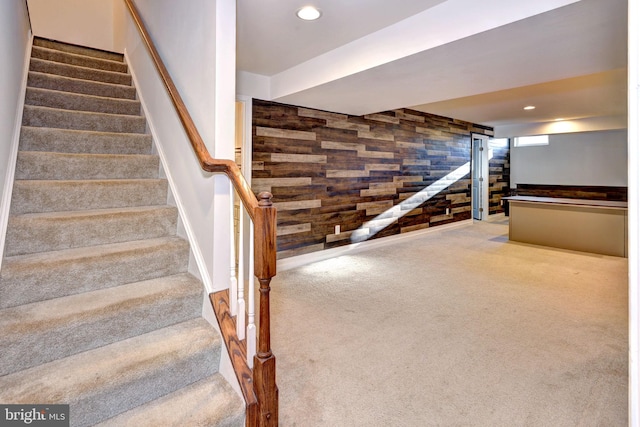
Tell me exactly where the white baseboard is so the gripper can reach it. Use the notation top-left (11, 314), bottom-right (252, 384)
top-left (278, 219), bottom-right (473, 272)
top-left (124, 49), bottom-right (214, 293)
top-left (0, 31), bottom-right (33, 266)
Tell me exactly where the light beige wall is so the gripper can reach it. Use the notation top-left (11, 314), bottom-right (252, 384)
top-left (27, 0), bottom-right (122, 52)
top-left (510, 129), bottom-right (628, 188)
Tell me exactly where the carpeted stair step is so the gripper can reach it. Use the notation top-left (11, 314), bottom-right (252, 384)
top-left (33, 37), bottom-right (124, 62)
top-left (0, 273), bottom-right (203, 376)
top-left (25, 87), bottom-right (141, 115)
top-left (0, 236), bottom-right (190, 309)
top-left (31, 45), bottom-right (128, 73)
top-left (0, 318), bottom-right (221, 427)
top-left (15, 151), bottom-right (159, 180)
top-left (22, 105), bottom-right (146, 133)
top-left (10, 179), bottom-right (167, 214)
top-left (5, 205), bottom-right (177, 256)
top-left (28, 71), bottom-right (136, 100)
top-left (19, 126), bottom-right (152, 154)
top-left (30, 58), bottom-right (132, 85)
top-left (97, 374), bottom-right (245, 427)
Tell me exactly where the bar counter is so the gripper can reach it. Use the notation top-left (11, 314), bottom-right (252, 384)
top-left (503, 196), bottom-right (628, 257)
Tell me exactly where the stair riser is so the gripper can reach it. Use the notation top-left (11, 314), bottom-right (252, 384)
top-left (34, 38), bottom-right (124, 62)
top-left (28, 72), bottom-right (136, 100)
top-left (30, 58), bottom-right (132, 85)
top-left (0, 239), bottom-right (190, 308)
top-left (10, 180), bottom-right (167, 214)
top-left (96, 375), bottom-right (246, 427)
top-left (0, 276), bottom-right (202, 375)
top-left (5, 207), bottom-right (177, 256)
top-left (31, 46), bottom-right (128, 73)
top-left (75, 340), bottom-right (218, 427)
top-left (23, 105), bottom-right (146, 133)
top-left (16, 152), bottom-right (159, 181)
top-left (0, 319), bottom-right (220, 427)
top-left (19, 127), bottom-right (152, 155)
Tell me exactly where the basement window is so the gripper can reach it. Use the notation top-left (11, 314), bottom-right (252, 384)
top-left (513, 135), bottom-right (549, 147)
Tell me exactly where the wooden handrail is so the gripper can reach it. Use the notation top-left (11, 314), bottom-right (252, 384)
top-left (123, 1), bottom-right (278, 425)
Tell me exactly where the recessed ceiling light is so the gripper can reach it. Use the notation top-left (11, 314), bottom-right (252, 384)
top-left (523, 106), bottom-right (536, 110)
top-left (297, 6), bottom-right (321, 21)
top-left (554, 118), bottom-right (565, 121)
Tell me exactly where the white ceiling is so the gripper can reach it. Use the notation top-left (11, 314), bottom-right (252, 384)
top-left (236, 0), bottom-right (628, 131)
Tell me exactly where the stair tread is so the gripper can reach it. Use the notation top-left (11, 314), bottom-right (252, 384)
top-left (0, 318), bottom-right (220, 425)
top-left (23, 100), bottom-right (142, 118)
top-left (22, 105), bottom-right (147, 133)
top-left (97, 374), bottom-right (245, 427)
top-left (0, 273), bottom-right (202, 375)
top-left (10, 178), bottom-right (168, 214)
top-left (2, 236), bottom-right (187, 265)
top-left (0, 273), bottom-right (201, 331)
top-left (33, 38), bottom-right (124, 62)
top-left (16, 151), bottom-right (159, 180)
top-left (28, 71), bottom-right (136, 99)
top-left (18, 151), bottom-right (158, 161)
top-left (31, 45), bottom-right (128, 73)
top-left (0, 236), bottom-right (189, 308)
top-left (10, 204), bottom-right (176, 221)
top-left (20, 125), bottom-right (153, 155)
top-left (29, 58), bottom-right (132, 85)
top-left (25, 87), bottom-right (141, 116)
top-left (5, 205), bottom-right (178, 256)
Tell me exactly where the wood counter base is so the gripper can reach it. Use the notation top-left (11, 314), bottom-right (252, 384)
top-left (503, 196), bottom-right (628, 257)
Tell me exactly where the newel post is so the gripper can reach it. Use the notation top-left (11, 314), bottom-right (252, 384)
top-left (252, 191), bottom-right (278, 426)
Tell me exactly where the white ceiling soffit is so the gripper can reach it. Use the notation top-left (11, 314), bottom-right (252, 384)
top-left (265, 0), bottom-right (625, 119)
top-left (414, 69), bottom-right (628, 127)
top-left (236, 0), bottom-right (447, 76)
top-left (265, 0), bottom-right (582, 108)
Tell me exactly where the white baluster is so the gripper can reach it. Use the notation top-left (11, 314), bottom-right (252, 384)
top-left (246, 220), bottom-right (256, 368)
top-left (236, 206), bottom-right (246, 340)
top-left (229, 182), bottom-right (237, 316)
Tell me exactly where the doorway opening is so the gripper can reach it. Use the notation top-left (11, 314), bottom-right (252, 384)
top-left (471, 134), bottom-right (489, 221)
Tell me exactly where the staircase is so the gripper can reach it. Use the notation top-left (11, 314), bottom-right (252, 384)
top-left (0, 38), bottom-right (244, 426)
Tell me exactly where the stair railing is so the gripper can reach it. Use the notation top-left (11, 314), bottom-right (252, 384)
top-left (124, 1), bottom-right (278, 425)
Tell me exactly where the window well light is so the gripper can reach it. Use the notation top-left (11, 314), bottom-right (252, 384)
top-left (297, 6), bottom-right (321, 21)
top-left (523, 105), bottom-right (536, 110)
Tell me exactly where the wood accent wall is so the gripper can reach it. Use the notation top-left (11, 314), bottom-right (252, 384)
top-left (252, 99), bottom-right (507, 259)
top-left (515, 184), bottom-right (627, 201)
top-left (489, 141), bottom-right (510, 214)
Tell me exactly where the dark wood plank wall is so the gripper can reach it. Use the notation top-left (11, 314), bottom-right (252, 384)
top-left (515, 184), bottom-right (627, 201)
top-left (252, 99), bottom-right (508, 259)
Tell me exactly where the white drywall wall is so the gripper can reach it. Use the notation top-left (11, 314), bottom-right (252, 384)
top-left (123, 0), bottom-right (235, 290)
top-left (0, 0), bottom-right (31, 263)
top-left (510, 129), bottom-right (628, 188)
top-left (122, 0), bottom-right (240, 398)
top-left (27, 0), bottom-right (121, 52)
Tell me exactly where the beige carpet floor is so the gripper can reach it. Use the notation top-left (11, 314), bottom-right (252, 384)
top-left (271, 215), bottom-right (628, 426)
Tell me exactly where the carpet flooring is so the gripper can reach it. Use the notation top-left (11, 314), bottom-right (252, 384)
top-left (271, 215), bottom-right (628, 426)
